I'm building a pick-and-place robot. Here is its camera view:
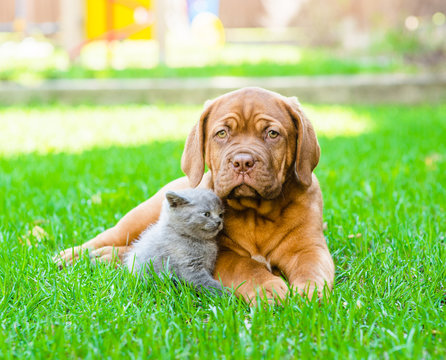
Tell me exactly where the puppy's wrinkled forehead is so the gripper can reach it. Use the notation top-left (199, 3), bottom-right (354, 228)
top-left (208, 88), bottom-right (287, 127)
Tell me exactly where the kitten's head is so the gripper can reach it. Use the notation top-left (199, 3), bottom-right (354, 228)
top-left (164, 189), bottom-right (224, 240)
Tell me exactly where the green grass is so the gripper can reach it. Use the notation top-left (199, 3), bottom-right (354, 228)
top-left (0, 103), bottom-right (445, 358)
top-left (0, 44), bottom-right (409, 83)
top-left (34, 56), bottom-right (403, 80)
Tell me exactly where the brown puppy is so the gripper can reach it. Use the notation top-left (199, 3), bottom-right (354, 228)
top-left (55, 87), bottom-right (334, 303)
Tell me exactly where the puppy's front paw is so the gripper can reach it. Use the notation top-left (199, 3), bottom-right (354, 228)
top-left (88, 246), bottom-right (123, 266)
top-left (53, 246), bottom-right (85, 268)
top-left (293, 281), bottom-right (324, 300)
top-left (245, 277), bottom-right (289, 305)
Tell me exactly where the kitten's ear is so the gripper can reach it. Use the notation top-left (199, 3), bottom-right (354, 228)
top-left (166, 191), bottom-right (190, 208)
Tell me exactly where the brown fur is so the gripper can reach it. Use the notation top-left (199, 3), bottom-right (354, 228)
top-left (55, 87), bottom-right (334, 303)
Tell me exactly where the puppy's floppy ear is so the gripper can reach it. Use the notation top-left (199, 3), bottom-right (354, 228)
top-left (181, 100), bottom-right (214, 187)
top-left (166, 191), bottom-right (190, 207)
top-left (285, 96), bottom-right (320, 187)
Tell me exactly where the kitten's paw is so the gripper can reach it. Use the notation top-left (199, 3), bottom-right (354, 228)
top-left (208, 287), bottom-right (225, 297)
top-left (206, 281), bottom-right (231, 297)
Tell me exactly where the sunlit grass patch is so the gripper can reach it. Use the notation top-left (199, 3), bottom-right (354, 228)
top-left (0, 103), bottom-right (376, 156)
top-left (307, 105), bottom-right (374, 137)
top-left (0, 104), bottom-right (200, 156)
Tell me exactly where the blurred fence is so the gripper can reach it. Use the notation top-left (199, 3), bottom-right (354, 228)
top-left (1, 0), bottom-right (445, 47)
top-left (0, 0), bottom-right (59, 34)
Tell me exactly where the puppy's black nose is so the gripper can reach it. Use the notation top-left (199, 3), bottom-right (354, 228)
top-left (231, 153), bottom-right (255, 173)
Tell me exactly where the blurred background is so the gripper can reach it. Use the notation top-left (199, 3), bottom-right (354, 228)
top-left (1, 0), bottom-right (445, 84)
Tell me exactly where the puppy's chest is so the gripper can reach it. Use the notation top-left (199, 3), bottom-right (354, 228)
top-left (221, 210), bottom-right (278, 255)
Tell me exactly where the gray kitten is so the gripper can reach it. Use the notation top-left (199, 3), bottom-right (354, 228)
top-left (125, 188), bottom-right (224, 293)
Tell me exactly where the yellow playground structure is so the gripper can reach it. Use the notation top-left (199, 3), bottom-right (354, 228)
top-left (85, 0), bottom-right (154, 41)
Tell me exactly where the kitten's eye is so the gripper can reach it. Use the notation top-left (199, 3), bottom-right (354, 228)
top-left (267, 130), bottom-right (279, 139)
top-left (219, 213), bottom-right (224, 218)
top-left (204, 212), bottom-right (211, 217)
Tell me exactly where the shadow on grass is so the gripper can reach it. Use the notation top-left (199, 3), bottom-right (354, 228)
top-left (0, 140), bottom-right (185, 250)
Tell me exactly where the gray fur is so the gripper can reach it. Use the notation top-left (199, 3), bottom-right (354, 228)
top-left (125, 188), bottom-right (224, 294)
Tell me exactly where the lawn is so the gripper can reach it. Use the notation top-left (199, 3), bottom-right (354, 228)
top-left (0, 43), bottom-right (410, 83)
top-left (0, 103), bottom-right (445, 358)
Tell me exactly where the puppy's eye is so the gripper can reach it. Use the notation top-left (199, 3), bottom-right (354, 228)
top-left (267, 130), bottom-right (279, 139)
top-left (204, 212), bottom-right (211, 217)
top-left (216, 130), bottom-right (227, 138)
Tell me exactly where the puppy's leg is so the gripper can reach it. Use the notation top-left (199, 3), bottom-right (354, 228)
top-left (279, 244), bottom-right (335, 299)
top-left (54, 244), bottom-right (130, 268)
top-left (215, 248), bottom-right (289, 304)
top-left (53, 227), bottom-right (123, 268)
top-left (88, 246), bottom-right (130, 266)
